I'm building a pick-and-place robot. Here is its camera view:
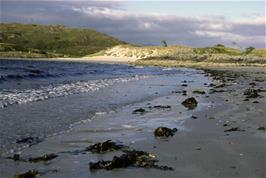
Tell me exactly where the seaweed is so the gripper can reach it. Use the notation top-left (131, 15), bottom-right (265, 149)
top-left (154, 127), bottom-right (178, 137)
top-left (86, 140), bottom-right (126, 153)
top-left (13, 170), bottom-right (39, 178)
top-left (224, 127), bottom-right (245, 132)
top-left (181, 97), bottom-right (198, 110)
top-left (244, 88), bottom-right (260, 98)
top-left (29, 153), bottom-right (58, 162)
top-left (89, 150), bottom-right (173, 171)
top-left (193, 90), bottom-right (206, 95)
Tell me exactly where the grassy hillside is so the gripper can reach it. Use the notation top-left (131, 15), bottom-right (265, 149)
top-left (0, 23), bottom-right (125, 57)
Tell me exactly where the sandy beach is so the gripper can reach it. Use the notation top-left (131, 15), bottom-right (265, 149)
top-left (0, 63), bottom-right (265, 178)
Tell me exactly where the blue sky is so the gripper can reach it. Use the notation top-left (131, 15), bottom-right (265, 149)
top-left (1, 1), bottom-right (265, 48)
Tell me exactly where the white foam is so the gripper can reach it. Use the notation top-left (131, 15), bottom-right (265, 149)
top-left (0, 75), bottom-right (153, 108)
top-left (122, 124), bottom-right (134, 129)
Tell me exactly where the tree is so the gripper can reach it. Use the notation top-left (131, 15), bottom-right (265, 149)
top-left (161, 40), bottom-right (168, 47)
top-left (245, 46), bottom-right (255, 54)
top-left (215, 44), bottom-right (225, 47)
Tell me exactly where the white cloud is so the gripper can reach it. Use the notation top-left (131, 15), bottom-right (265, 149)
top-left (2, 1), bottom-right (265, 48)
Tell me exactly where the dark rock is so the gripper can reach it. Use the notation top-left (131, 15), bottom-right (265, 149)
top-left (253, 101), bottom-right (259, 103)
top-left (249, 82), bottom-right (256, 86)
top-left (150, 105), bottom-right (171, 109)
top-left (86, 140), bottom-right (126, 153)
top-left (154, 127), bottom-right (178, 137)
top-left (181, 84), bottom-right (188, 87)
top-left (29, 153), bottom-right (58, 162)
top-left (16, 137), bottom-right (42, 146)
top-left (257, 89), bottom-right (266, 92)
top-left (191, 115), bottom-right (198, 119)
top-left (13, 154), bottom-right (20, 161)
top-left (182, 90), bottom-right (187, 96)
top-left (7, 154), bottom-right (23, 161)
top-left (244, 88), bottom-right (260, 98)
top-left (224, 127), bottom-right (244, 132)
top-left (181, 97), bottom-right (198, 110)
top-left (214, 83), bottom-right (226, 88)
top-left (209, 89), bottom-right (226, 93)
top-left (13, 170), bottom-right (39, 178)
top-left (193, 90), bottom-right (206, 95)
top-left (254, 78), bottom-right (264, 82)
top-left (223, 124), bottom-right (230, 127)
top-left (89, 150), bottom-right (173, 171)
top-left (257, 126), bottom-right (265, 131)
top-left (132, 108), bottom-right (146, 114)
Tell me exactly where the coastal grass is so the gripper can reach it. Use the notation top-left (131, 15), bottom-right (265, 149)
top-left (193, 45), bottom-right (243, 56)
top-left (249, 49), bottom-right (266, 57)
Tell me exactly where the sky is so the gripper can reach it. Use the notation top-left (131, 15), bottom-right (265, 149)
top-left (1, 0), bottom-right (265, 48)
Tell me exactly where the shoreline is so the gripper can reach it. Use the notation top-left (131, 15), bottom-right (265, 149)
top-left (1, 56), bottom-right (266, 68)
top-left (0, 56), bottom-right (138, 65)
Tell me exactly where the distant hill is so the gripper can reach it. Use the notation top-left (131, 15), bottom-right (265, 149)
top-left (0, 23), bottom-right (126, 57)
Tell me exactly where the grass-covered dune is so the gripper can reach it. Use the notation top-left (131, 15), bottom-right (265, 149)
top-left (90, 44), bottom-right (266, 67)
top-left (0, 23), bottom-right (125, 58)
top-left (89, 44), bottom-right (194, 59)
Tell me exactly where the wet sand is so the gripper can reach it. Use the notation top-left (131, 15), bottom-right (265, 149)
top-left (0, 67), bottom-right (265, 178)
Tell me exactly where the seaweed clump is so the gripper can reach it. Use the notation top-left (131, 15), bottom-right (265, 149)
top-left (193, 90), bottom-right (206, 95)
top-left (244, 88), bottom-right (260, 98)
top-left (154, 127), bottom-right (178, 138)
top-left (224, 127), bottom-right (245, 132)
top-left (181, 97), bottom-right (198, 110)
top-left (89, 150), bottom-right (173, 171)
top-left (29, 153), bottom-right (58, 162)
top-left (257, 126), bottom-right (265, 131)
top-left (13, 170), bottom-right (39, 178)
top-left (86, 140), bottom-right (126, 153)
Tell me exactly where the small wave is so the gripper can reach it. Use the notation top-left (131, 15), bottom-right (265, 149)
top-left (122, 124), bottom-right (135, 129)
top-left (162, 67), bottom-right (174, 71)
top-left (0, 75), bottom-right (153, 108)
top-left (95, 111), bottom-right (107, 115)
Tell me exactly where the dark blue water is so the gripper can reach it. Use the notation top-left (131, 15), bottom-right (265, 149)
top-left (0, 59), bottom-right (177, 90)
